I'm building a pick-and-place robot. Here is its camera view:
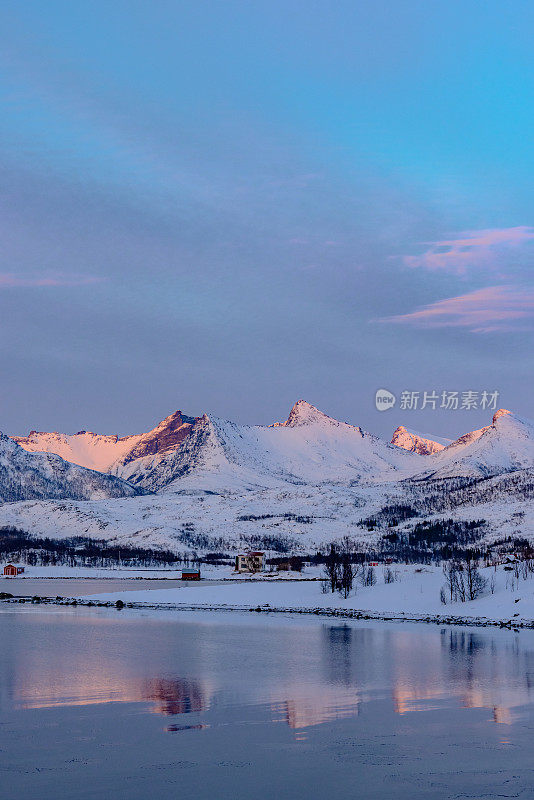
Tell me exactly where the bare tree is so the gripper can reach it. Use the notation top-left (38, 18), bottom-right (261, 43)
top-left (340, 553), bottom-right (354, 599)
top-left (443, 558), bottom-right (486, 603)
top-left (465, 557), bottom-right (487, 601)
top-left (384, 567), bottom-right (397, 584)
top-left (363, 566), bottom-right (376, 587)
top-left (323, 544), bottom-right (341, 593)
top-left (442, 560), bottom-right (465, 603)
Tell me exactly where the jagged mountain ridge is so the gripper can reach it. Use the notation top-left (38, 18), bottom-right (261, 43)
top-left (9, 402), bottom-right (534, 495)
top-left (1, 403), bottom-right (533, 551)
top-left (391, 426), bottom-right (450, 455)
top-left (410, 410), bottom-right (534, 480)
top-left (13, 410), bottom-right (200, 472)
top-left (0, 432), bottom-right (138, 502)
top-left (113, 401), bottom-right (423, 492)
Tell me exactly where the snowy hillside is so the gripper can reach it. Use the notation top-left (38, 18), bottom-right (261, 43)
top-left (1, 402), bottom-right (532, 555)
top-left (12, 401), bottom-right (422, 493)
top-left (0, 433), bottom-right (138, 502)
top-left (114, 401), bottom-right (423, 492)
top-left (13, 410), bottom-right (198, 472)
top-left (391, 426), bottom-right (449, 455)
top-left (410, 410), bottom-right (534, 480)
top-left (0, 465), bottom-right (531, 556)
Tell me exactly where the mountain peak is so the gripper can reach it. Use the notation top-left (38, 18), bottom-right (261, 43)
top-left (0, 433), bottom-right (137, 502)
top-left (391, 425), bottom-right (446, 455)
top-left (493, 408), bottom-right (512, 424)
top-left (118, 409), bottom-right (200, 465)
top-left (148, 410), bottom-right (198, 434)
top-left (284, 400), bottom-right (334, 427)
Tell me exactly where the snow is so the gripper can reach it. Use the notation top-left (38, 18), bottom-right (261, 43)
top-left (12, 430), bottom-right (142, 472)
top-left (0, 564), bottom-right (180, 579)
top-left (110, 404), bottom-right (423, 493)
top-left (411, 409), bottom-right (534, 480)
top-left (0, 462), bottom-right (532, 557)
top-left (0, 433), bottom-right (137, 502)
top-left (77, 563), bottom-right (534, 627)
top-left (0, 403), bottom-right (533, 558)
top-left (391, 426), bottom-right (449, 455)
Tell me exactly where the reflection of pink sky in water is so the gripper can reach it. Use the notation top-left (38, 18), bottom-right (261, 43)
top-left (3, 613), bottom-right (534, 734)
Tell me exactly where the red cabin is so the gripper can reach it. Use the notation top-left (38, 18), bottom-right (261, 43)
top-left (3, 564), bottom-right (24, 576)
top-left (181, 570), bottom-right (201, 581)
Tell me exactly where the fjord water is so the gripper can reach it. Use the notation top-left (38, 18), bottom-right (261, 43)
top-left (1, 608), bottom-right (534, 799)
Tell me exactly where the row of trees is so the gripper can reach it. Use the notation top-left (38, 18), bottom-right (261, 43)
top-left (321, 541), bottom-right (399, 598)
top-left (0, 527), bottom-right (180, 568)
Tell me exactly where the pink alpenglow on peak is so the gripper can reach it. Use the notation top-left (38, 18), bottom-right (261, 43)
top-left (390, 426), bottom-right (449, 456)
top-left (411, 409), bottom-right (534, 480)
top-left (282, 400), bottom-right (341, 428)
top-left (13, 410), bottom-right (201, 473)
top-left (493, 408), bottom-right (512, 423)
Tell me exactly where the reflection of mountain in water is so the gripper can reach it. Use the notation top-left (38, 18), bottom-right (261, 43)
top-left (13, 670), bottom-right (212, 716)
top-left (392, 628), bottom-right (534, 723)
top-left (273, 689), bottom-right (360, 731)
top-left (2, 612), bottom-right (534, 735)
top-left (144, 678), bottom-right (207, 716)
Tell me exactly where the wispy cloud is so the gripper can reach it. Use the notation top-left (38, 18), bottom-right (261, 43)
top-left (403, 226), bottom-right (534, 274)
top-left (378, 285), bottom-right (534, 333)
top-left (0, 272), bottom-right (105, 288)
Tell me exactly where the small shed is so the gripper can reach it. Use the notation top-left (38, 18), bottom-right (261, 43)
top-left (181, 569), bottom-right (201, 581)
top-left (3, 564), bottom-right (24, 576)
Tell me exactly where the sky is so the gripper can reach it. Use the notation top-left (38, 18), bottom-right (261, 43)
top-left (1, 0), bottom-right (533, 440)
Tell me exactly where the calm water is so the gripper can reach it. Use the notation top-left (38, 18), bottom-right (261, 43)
top-left (1, 607), bottom-right (534, 799)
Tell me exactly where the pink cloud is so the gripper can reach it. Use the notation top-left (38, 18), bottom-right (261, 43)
top-left (377, 285), bottom-right (534, 333)
top-left (0, 272), bottom-right (105, 288)
top-left (403, 226), bottom-right (534, 274)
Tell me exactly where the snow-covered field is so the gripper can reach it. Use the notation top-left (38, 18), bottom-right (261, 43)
top-left (66, 563), bottom-right (534, 627)
top-left (0, 563), bottom-right (317, 581)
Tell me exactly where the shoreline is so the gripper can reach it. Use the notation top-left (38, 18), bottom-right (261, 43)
top-left (1, 594), bottom-right (532, 630)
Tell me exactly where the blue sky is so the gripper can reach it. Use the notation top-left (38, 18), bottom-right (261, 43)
top-left (1, 0), bottom-right (533, 438)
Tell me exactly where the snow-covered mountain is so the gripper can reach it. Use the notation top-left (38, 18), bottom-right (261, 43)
top-left (11, 401), bottom-right (422, 493)
top-left (4, 401), bottom-right (533, 555)
top-left (112, 400), bottom-right (423, 492)
top-left (0, 404), bottom-right (533, 553)
top-left (13, 410), bottom-right (198, 472)
top-left (0, 432), bottom-right (138, 503)
top-left (391, 426), bottom-right (450, 455)
top-left (11, 402), bottom-right (534, 493)
top-left (410, 410), bottom-right (534, 481)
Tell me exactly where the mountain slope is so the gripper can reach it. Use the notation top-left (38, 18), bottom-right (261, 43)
top-left (12, 429), bottom-right (141, 472)
top-left (0, 405), bottom-right (533, 554)
top-left (13, 410), bottom-right (199, 472)
top-left (116, 400), bottom-right (423, 493)
top-left (0, 433), bottom-right (138, 502)
top-left (410, 409), bottom-right (534, 480)
top-left (391, 426), bottom-right (449, 455)
top-left (10, 402), bottom-right (532, 496)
